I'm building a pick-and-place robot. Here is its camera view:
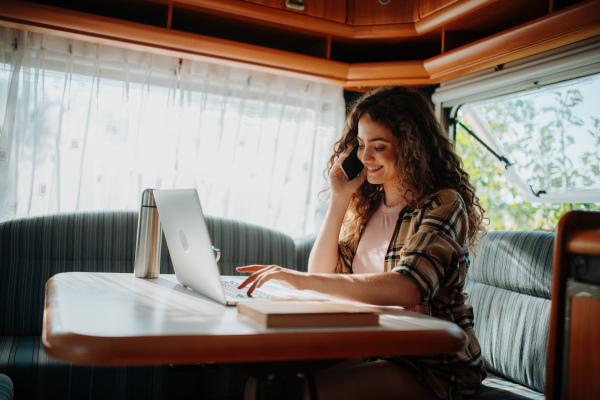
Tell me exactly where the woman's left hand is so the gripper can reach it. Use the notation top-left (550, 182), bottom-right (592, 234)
top-left (236, 265), bottom-right (307, 295)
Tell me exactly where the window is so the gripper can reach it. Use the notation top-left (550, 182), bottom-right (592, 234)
top-left (0, 29), bottom-right (345, 237)
top-left (455, 74), bottom-right (600, 231)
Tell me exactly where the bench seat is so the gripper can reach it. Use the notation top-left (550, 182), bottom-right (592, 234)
top-left (0, 211), bottom-right (298, 400)
top-left (295, 231), bottom-right (554, 399)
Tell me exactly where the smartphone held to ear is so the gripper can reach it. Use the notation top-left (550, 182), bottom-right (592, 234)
top-left (341, 146), bottom-right (364, 180)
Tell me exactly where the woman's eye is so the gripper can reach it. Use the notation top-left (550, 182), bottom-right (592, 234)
top-left (374, 146), bottom-right (385, 151)
top-left (357, 144), bottom-right (365, 149)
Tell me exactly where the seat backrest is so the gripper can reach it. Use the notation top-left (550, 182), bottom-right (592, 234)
top-left (465, 231), bottom-right (555, 393)
top-left (294, 233), bottom-right (318, 273)
top-left (0, 211), bottom-right (296, 336)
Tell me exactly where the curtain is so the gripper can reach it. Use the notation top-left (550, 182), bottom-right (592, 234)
top-left (0, 28), bottom-right (345, 237)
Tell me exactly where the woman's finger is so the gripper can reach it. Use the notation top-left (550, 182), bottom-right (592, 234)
top-left (237, 265), bottom-right (270, 272)
top-left (332, 145), bottom-right (353, 168)
top-left (236, 265), bottom-right (277, 289)
top-left (246, 268), bottom-right (282, 295)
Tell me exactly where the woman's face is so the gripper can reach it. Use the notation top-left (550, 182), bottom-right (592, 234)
top-left (356, 115), bottom-right (400, 191)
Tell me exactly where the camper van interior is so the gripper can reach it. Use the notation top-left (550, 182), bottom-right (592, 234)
top-left (0, 0), bottom-right (599, 399)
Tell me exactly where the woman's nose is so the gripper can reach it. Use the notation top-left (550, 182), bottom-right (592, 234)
top-left (360, 147), bottom-right (373, 163)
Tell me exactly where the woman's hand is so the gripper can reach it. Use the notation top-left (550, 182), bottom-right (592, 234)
top-left (329, 146), bottom-right (367, 199)
top-left (237, 265), bottom-right (307, 295)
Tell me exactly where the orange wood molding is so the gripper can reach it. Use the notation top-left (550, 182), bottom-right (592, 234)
top-left (348, 61), bottom-right (429, 80)
top-left (415, 0), bottom-right (501, 34)
top-left (424, 0), bottom-right (600, 82)
top-left (351, 24), bottom-right (419, 39)
top-left (347, 61), bottom-right (432, 87)
top-left (0, 0), bottom-right (349, 85)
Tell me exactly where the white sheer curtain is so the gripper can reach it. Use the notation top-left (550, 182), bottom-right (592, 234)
top-left (0, 28), bottom-right (345, 237)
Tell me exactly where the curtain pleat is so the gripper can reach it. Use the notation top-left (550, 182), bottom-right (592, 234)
top-left (0, 28), bottom-right (344, 237)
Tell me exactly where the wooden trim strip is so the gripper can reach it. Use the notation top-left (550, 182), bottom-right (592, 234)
top-left (345, 78), bottom-right (434, 89)
top-left (348, 61), bottom-right (428, 80)
top-left (424, 0), bottom-right (600, 82)
top-left (347, 61), bottom-right (432, 86)
top-left (351, 24), bottom-right (419, 39)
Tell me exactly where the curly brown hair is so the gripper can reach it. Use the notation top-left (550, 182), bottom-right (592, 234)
top-left (326, 87), bottom-right (486, 272)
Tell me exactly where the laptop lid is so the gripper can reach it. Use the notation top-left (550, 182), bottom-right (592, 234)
top-left (153, 189), bottom-right (229, 305)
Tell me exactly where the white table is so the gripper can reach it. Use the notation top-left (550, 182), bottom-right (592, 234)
top-left (43, 272), bottom-right (468, 367)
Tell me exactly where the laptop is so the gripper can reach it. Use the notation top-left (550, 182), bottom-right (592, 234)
top-left (153, 189), bottom-right (318, 306)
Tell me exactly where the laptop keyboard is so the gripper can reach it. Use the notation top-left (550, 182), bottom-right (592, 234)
top-left (222, 280), bottom-right (276, 299)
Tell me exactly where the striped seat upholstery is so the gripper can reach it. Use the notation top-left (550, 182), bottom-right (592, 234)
top-left (294, 233), bottom-right (318, 273)
top-left (292, 231), bottom-right (555, 399)
top-left (0, 374), bottom-right (13, 400)
top-left (478, 371), bottom-right (546, 399)
top-left (466, 231), bottom-right (554, 399)
top-left (0, 211), bottom-right (298, 400)
top-left (205, 216), bottom-right (298, 274)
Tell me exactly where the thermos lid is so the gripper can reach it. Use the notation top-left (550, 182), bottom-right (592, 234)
top-left (140, 188), bottom-right (157, 207)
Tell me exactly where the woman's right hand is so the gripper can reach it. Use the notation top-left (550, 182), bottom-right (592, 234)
top-left (308, 146), bottom-right (366, 274)
top-left (329, 146), bottom-right (367, 199)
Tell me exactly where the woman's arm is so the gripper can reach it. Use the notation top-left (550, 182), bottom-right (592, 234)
top-left (237, 266), bottom-right (422, 307)
top-left (307, 196), bottom-right (350, 273)
top-left (308, 147), bottom-right (366, 274)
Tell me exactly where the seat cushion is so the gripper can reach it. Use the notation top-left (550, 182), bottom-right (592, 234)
top-left (294, 233), bottom-right (318, 273)
top-left (0, 336), bottom-right (248, 400)
top-left (0, 336), bottom-right (169, 400)
top-left (477, 371), bottom-right (545, 399)
top-left (0, 211), bottom-right (141, 336)
top-left (0, 211), bottom-right (297, 336)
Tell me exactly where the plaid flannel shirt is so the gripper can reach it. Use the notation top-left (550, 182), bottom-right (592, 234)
top-left (340, 189), bottom-right (484, 372)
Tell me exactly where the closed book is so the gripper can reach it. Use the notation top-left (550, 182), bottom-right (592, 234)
top-left (237, 300), bottom-right (379, 328)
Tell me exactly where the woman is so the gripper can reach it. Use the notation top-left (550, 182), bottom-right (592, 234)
top-left (238, 86), bottom-right (487, 399)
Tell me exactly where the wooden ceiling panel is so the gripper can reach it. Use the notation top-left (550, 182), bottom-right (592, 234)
top-left (0, 0), bottom-right (597, 88)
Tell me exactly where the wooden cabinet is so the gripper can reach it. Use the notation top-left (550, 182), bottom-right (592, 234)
top-left (2, 0), bottom-right (597, 88)
top-left (347, 0), bottom-right (419, 25)
top-left (419, 0), bottom-right (459, 19)
top-left (241, 0), bottom-right (346, 23)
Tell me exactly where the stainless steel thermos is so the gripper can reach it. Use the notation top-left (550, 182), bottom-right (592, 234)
top-left (134, 189), bottom-right (161, 278)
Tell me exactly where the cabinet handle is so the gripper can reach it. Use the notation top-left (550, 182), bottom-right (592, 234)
top-left (285, 0), bottom-right (305, 11)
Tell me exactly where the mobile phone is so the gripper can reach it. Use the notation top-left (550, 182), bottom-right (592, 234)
top-left (341, 145), bottom-right (364, 181)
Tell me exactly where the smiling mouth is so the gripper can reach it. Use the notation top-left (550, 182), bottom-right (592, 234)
top-left (366, 166), bottom-right (383, 172)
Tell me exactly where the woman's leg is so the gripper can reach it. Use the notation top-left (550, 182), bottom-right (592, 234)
top-left (308, 359), bottom-right (438, 400)
top-left (245, 358), bottom-right (438, 400)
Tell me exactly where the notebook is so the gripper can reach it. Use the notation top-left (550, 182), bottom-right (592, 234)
top-left (153, 189), bottom-right (319, 306)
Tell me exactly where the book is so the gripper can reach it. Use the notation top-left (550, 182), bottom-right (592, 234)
top-left (237, 300), bottom-right (380, 328)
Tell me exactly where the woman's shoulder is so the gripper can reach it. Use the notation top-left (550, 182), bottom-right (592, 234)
top-left (423, 189), bottom-right (464, 209)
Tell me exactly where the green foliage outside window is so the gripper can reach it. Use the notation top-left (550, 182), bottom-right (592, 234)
top-left (455, 85), bottom-right (600, 232)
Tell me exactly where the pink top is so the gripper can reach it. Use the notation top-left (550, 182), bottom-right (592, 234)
top-left (352, 199), bottom-right (405, 274)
